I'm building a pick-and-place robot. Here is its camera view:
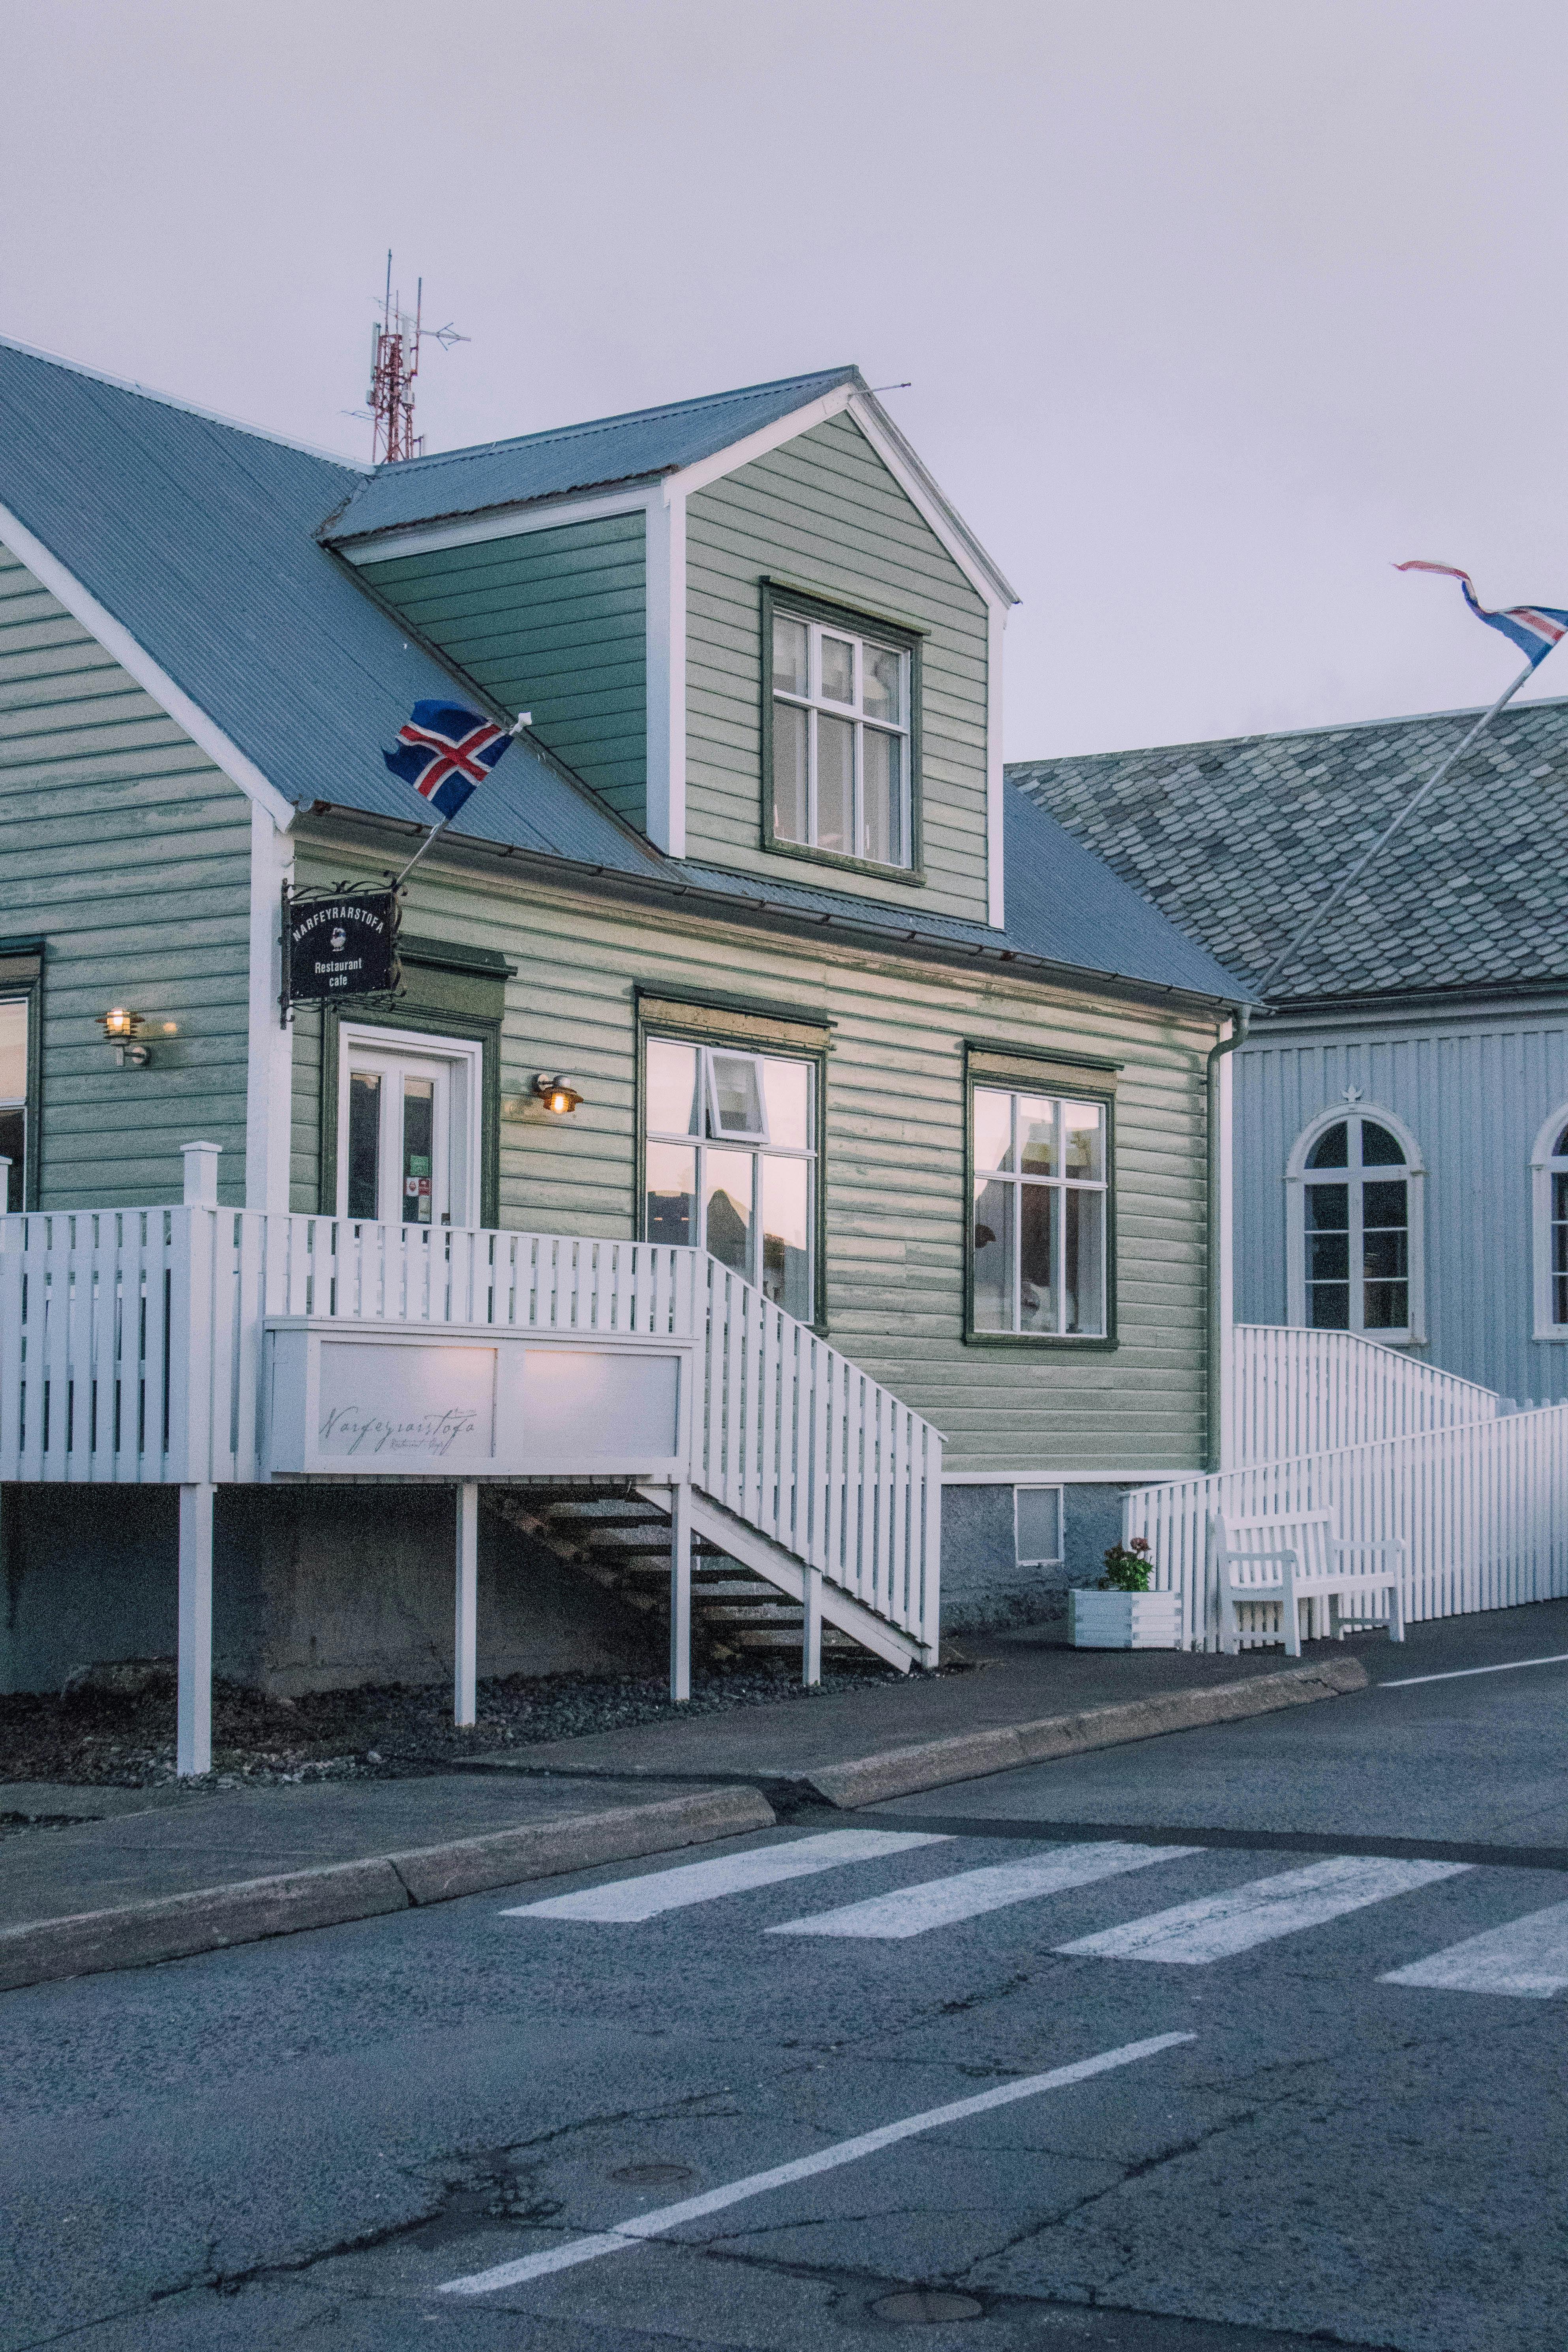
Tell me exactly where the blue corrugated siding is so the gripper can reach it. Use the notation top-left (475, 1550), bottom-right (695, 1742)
top-left (1235, 1003), bottom-right (1568, 1405)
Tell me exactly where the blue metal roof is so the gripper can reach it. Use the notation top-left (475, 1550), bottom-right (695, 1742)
top-left (322, 368), bottom-right (864, 544)
top-left (0, 338), bottom-right (1244, 1004)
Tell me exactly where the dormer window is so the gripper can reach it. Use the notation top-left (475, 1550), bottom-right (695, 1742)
top-left (763, 585), bottom-right (921, 878)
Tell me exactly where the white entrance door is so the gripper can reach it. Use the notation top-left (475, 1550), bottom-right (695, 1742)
top-left (338, 1030), bottom-right (480, 1229)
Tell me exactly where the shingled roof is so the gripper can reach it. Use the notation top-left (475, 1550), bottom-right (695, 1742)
top-left (1009, 697), bottom-right (1568, 1003)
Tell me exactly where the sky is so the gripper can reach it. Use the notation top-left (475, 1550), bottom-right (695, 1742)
top-left (6, 0), bottom-right (1566, 759)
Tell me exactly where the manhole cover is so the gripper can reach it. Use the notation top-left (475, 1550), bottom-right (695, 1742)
top-left (610, 2162), bottom-right (698, 2188)
top-left (870, 2288), bottom-right (985, 2324)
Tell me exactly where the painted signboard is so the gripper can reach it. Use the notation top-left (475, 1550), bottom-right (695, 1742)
top-left (282, 888), bottom-right (399, 1009)
top-left (266, 1322), bottom-right (688, 1479)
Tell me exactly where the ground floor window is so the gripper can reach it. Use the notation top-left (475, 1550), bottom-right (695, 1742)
top-left (642, 1034), bottom-right (818, 1320)
top-left (970, 1083), bottom-right (1110, 1338)
top-left (336, 1025), bottom-right (483, 1229)
top-left (1530, 1106), bottom-right (1568, 1338)
top-left (1014, 1484), bottom-right (1064, 1568)
top-left (0, 997), bottom-right (25, 1211)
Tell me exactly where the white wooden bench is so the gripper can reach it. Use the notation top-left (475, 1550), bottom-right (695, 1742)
top-left (1211, 1509), bottom-right (1406, 1657)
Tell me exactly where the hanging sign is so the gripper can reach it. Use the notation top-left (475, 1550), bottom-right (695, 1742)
top-left (281, 887), bottom-right (400, 1016)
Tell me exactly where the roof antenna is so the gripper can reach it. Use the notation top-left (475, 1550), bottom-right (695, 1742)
top-left (366, 253), bottom-right (469, 464)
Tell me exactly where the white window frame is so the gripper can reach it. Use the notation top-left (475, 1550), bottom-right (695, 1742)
top-left (1014, 1483), bottom-right (1065, 1569)
top-left (335, 1023), bottom-right (483, 1230)
top-left (1285, 1105), bottom-right (1426, 1345)
top-left (642, 1035), bottom-right (817, 1315)
top-left (970, 1086), bottom-right (1110, 1339)
top-left (1529, 1105), bottom-right (1568, 1340)
top-left (770, 611), bottom-right (913, 869)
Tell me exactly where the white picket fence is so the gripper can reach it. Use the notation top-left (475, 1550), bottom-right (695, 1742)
top-left (1127, 1404), bottom-right (1568, 1651)
top-left (0, 1204), bottom-right (940, 1658)
top-left (1230, 1325), bottom-right (1499, 1467)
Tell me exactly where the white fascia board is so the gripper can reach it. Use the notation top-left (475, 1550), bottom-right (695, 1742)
top-left (334, 485), bottom-right (659, 568)
top-left (645, 487), bottom-right (687, 856)
top-left (987, 603), bottom-right (1007, 930)
top-left (246, 806), bottom-right (294, 1213)
top-left (0, 497), bottom-right (295, 830)
top-left (665, 386), bottom-right (857, 499)
top-left (845, 392), bottom-right (1018, 613)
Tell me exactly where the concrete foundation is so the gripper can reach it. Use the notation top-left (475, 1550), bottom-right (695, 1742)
top-left (0, 1482), bottom-right (658, 1696)
top-left (939, 1480), bottom-right (1133, 1631)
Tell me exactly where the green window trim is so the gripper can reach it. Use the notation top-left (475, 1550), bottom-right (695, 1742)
top-left (962, 1043), bottom-right (1119, 1352)
top-left (634, 989), bottom-right (831, 1333)
top-left (0, 937), bottom-right (44, 1212)
top-left (759, 579), bottom-right (925, 887)
top-left (316, 936), bottom-right (512, 1225)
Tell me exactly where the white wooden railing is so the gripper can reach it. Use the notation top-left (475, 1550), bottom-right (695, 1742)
top-left (1230, 1325), bottom-right (1500, 1467)
top-left (0, 1204), bottom-right (940, 1656)
top-left (1127, 1404), bottom-right (1568, 1650)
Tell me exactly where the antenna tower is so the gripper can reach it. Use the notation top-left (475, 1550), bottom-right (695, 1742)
top-left (368, 254), bottom-right (423, 464)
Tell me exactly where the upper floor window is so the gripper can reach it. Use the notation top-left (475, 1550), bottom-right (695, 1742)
top-left (970, 1084), bottom-right (1109, 1339)
top-left (1287, 1108), bottom-right (1424, 1342)
top-left (1529, 1108), bottom-right (1568, 1339)
top-left (0, 996), bottom-right (26, 1212)
top-left (643, 1035), bottom-right (818, 1322)
top-left (764, 587), bottom-right (919, 876)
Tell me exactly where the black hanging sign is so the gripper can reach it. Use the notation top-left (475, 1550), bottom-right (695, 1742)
top-left (280, 886), bottom-right (400, 1020)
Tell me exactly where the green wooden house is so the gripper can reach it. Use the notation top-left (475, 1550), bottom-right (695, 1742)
top-left (0, 340), bottom-right (1247, 1748)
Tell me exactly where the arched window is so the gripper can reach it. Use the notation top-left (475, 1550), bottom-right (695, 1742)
top-left (1287, 1109), bottom-right (1424, 1343)
top-left (1529, 1108), bottom-right (1568, 1339)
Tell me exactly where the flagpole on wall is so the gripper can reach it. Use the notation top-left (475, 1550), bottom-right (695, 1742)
top-left (386, 710), bottom-right (533, 893)
top-left (1251, 656), bottom-right (1538, 1004)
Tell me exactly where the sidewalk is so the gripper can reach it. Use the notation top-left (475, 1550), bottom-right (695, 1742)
top-left (2, 1629), bottom-right (1379, 1995)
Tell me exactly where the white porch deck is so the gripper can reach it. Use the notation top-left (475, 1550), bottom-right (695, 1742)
top-left (0, 1146), bottom-right (942, 1771)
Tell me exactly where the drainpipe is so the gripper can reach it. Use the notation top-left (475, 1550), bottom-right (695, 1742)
top-left (1206, 1005), bottom-right (1252, 1473)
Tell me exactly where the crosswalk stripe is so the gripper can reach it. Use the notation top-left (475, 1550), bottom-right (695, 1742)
top-left (501, 1830), bottom-right (949, 1923)
top-left (1054, 1855), bottom-right (1471, 1964)
top-left (765, 1840), bottom-right (1199, 1940)
top-left (1380, 1897), bottom-right (1568, 1997)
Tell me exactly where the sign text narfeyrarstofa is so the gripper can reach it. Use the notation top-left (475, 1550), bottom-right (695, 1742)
top-left (283, 890), bottom-right (398, 1008)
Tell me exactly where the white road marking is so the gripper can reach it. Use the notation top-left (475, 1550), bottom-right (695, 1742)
top-left (501, 1830), bottom-right (949, 1923)
top-left (1055, 1854), bottom-right (1470, 1964)
top-left (436, 2031), bottom-right (1195, 2298)
top-left (1379, 1652), bottom-right (1568, 1689)
top-left (1381, 1897), bottom-right (1568, 1997)
top-left (765, 1840), bottom-right (1199, 1940)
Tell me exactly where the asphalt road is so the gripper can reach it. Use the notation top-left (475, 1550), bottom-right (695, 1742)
top-left (4, 1618), bottom-right (1566, 2352)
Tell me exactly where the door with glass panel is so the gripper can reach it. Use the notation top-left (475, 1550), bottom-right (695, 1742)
top-left (341, 1044), bottom-right (470, 1229)
top-left (643, 1036), bottom-right (816, 1319)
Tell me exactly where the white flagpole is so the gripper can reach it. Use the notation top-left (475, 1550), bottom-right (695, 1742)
top-left (1251, 658), bottom-right (1538, 1002)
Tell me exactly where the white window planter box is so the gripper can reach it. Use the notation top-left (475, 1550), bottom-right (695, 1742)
top-left (1068, 1588), bottom-right (1183, 1650)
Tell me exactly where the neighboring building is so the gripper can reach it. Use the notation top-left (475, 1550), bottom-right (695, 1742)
top-left (1012, 696), bottom-right (1568, 1410)
top-left (0, 341), bottom-right (1245, 1696)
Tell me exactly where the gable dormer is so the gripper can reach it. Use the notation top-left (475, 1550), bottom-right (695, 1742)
top-left (324, 369), bottom-right (1016, 927)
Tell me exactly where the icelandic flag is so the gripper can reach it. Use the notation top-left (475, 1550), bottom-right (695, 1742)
top-left (1396, 562), bottom-right (1568, 670)
top-left (383, 700), bottom-right (512, 820)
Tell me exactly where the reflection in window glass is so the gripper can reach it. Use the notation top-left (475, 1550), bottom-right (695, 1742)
top-left (645, 1037), bottom-right (816, 1313)
top-left (972, 1086), bottom-right (1108, 1337)
top-left (347, 1071), bottom-right (381, 1221)
top-left (1015, 1485), bottom-right (1062, 1567)
top-left (0, 1105), bottom-right (23, 1212)
top-left (402, 1079), bottom-right (434, 1225)
top-left (771, 700), bottom-right (808, 844)
top-left (0, 1000), bottom-right (25, 1103)
top-left (772, 613), bottom-right (808, 697)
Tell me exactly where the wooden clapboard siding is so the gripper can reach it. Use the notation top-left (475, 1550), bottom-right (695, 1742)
top-left (0, 543), bottom-right (253, 1208)
top-left (294, 833), bottom-right (1213, 1474)
top-left (359, 514), bottom-right (648, 825)
top-left (685, 412), bottom-right (991, 922)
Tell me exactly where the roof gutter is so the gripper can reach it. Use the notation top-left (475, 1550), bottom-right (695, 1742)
top-left (1206, 1004), bottom-right (1252, 1474)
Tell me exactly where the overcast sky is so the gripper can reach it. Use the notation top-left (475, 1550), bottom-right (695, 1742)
top-left (7, 2), bottom-right (1566, 758)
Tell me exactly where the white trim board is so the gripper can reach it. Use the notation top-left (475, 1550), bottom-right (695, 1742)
top-left (335, 486), bottom-right (660, 568)
top-left (0, 498), bottom-right (295, 831)
top-left (246, 807), bottom-right (294, 1214)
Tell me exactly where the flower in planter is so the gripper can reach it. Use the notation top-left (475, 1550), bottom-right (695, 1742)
top-left (1098, 1536), bottom-right (1152, 1594)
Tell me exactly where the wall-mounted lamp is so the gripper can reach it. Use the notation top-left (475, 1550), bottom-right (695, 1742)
top-left (533, 1073), bottom-right (582, 1117)
top-left (101, 1007), bottom-right (150, 1068)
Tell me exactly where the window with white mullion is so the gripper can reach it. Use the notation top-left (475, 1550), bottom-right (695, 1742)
top-left (771, 610), bottom-right (910, 869)
top-left (1529, 1108), bottom-right (1568, 1337)
top-left (643, 1037), bottom-right (818, 1321)
top-left (970, 1086), bottom-right (1108, 1339)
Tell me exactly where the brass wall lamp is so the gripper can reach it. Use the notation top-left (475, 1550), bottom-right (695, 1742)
top-left (532, 1073), bottom-right (582, 1116)
top-left (101, 1007), bottom-right (150, 1068)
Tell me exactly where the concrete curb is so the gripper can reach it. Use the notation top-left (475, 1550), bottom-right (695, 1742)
top-left (801, 1656), bottom-right (1371, 1808)
top-left (0, 1784), bottom-right (774, 1996)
